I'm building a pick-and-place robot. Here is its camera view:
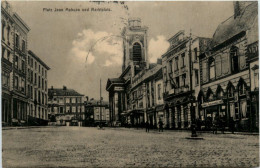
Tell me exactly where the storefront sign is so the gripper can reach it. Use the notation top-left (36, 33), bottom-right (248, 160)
top-left (201, 100), bottom-right (223, 108)
top-left (114, 86), bottom-right (124, 91)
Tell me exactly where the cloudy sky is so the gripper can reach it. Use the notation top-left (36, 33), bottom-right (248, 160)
top-left (8, 1), bottom-right (233, 101)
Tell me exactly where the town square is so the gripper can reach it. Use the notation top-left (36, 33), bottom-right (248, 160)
top-left (1, 1), bottom-right (259, 167)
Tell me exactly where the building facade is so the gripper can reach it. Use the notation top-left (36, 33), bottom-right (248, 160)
top-left (106, 18), bottom-right (149, 126)
top-left (84, 99), bottom-right (109, 126)
top-left (27, 50), bottom-right (50, 125)
top-left (48, 86), bottom-right (85, 126)
top-left (162, 30), bottom-right (210, 129)
top-left (198, 1), bottom-right (258, 131)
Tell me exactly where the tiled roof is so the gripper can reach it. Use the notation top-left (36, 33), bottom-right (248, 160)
top-left (48, 88), bottom-right (84, 97)
top-left (212, 2), bottom-right (258, 46)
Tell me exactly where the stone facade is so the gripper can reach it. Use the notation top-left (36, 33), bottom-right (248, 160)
top-left (48, 86), bottom-right (85, 126)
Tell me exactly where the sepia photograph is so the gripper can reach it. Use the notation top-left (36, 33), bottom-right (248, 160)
top-left (1, 0), bottom-right (259, 167)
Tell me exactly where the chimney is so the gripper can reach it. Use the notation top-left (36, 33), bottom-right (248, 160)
top-left (233, 1), bottom-right (252, 19)
top-left (157, 58), bottom-right (162, 65)
top-left (63, 86), bottom-right (67, 90)
top-left (51, 86), bottom-right (53, 90)
top-left (86, 96), bottom-right (89, 101)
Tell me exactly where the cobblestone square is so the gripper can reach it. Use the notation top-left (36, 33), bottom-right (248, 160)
top-left (2, 127), bottom-right (259, 167)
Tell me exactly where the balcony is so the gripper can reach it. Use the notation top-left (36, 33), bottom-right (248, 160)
top-left (175, 85), bottom-right (189, 94)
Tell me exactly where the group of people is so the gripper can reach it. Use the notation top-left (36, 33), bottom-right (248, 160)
top-left (145, 120), bottom-right (164, 133)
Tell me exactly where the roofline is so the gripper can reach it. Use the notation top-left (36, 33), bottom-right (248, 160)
top-left (1, 6), bottom-right (15, 23)
top-left (168, 30), bottom-right (185, 42)
top-left (120, 65), bottom-right (131, 78)
top-left (13, 13), bottom-right (30, 32)
top-left (28, 50), bottom-right (50, 70)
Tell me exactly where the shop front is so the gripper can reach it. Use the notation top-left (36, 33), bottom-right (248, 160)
top-left (201, 99), bottom-right (226, 130)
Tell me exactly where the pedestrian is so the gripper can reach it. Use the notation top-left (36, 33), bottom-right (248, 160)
top-left (229, 117), bottom-right (235, 134)
top-left (145, 121), bottom-right (149, 133)
top-left (212, 119), bottom-right (218, 134)
top-left (159, 120), bottom-right (163, 132)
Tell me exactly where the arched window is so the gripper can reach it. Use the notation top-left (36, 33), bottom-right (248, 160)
top-left (227, 83), bottom-right (235, 98)
top-left (209, 58), bottom-right (215, 80)
top-left (216, 86), bottom-right (224, 99)
top-left (230, 46), bottom-right (239, 73)
top-left (133, 42), bottom-right (142, 62)
top-left (238, 79), bottom-right (247, 96)
top-left (206, 88), bottom-right (214, 101)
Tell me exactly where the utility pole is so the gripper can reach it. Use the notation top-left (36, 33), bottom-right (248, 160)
top-left (99, 78), bottom-right (102, 128)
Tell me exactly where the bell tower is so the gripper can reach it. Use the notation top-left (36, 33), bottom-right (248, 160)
top-left (121, 18), bottom-right (148, 73)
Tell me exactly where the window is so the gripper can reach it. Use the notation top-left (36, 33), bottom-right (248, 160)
top-left (21, 78), bottom-right (25, 92)
top-left (22, 60), bottom-right (25, 72)
top-left (254, 70), bottom-right (259, 90)
top-left (14, 76), bottom-right (18, 89)
top-left (39, 65), bottom-right (40, 73)
top-left (2, 48), bottom-right (5, 58)
top-left (45, 81), bottom-right (47, 91)
top-left (182, 73), bottom-right (186, 86)
top-left (195, 70), bottom-right (199, 85)
top-left (15, 56), bottom-right (18, 69)
top-left (133, 42), bottom-right (142, 62)
top-left (72, 107), bottom-right (76, 113)
top-left (15, 34), bottom-right (19, 48)
top-left (216, 87), bottom-right (224, 99)
top-left (194, 47), bottom-right (198, 61)
top-left (41, 78), bottom-right (44, 90)
top-left (7, 51), bottom-right (10, 61)
top-left (240, 100), bottom-right (247, 118)
top-left (34, 73), bottom-right (37, 84)
top-left (42, 93), bottom-right (44, 104)
top-left (42, 68), bottom-right (44, 76)
top-left (230, 46), bottom-right (239, 73)
top-left (209, 58), bottom-right (215, 80)
top-left (45, 70), bottom-right (47, 78)
top-left (7, 26), bottom-right (10, 44)
top-left (176, 76), bottom-right (180, 88)
top-left (38, 90), bottom-right (41, 103)
top-left (207, 90), bottom-right (214, 101)
top-left (169, 60), bottom-right (173, 73)
top-left (35, 61), bottom-right (37, 70)
top-left (22, 40), bottom-right (26, 53)
top-left (31, 71), bottom-right (33, 83)
top-left (2, 21), bottom-right (5, 41)
top-left (38, 76), bottom-right (41, 88)
top-left (239, 83), bottom-right (246, 95)
top-left (228, 86), bottom-right (234, 98)
top-left (66, 98), bottom-right (70, 103)
top-left (175, 57), bottom-right (179, 71)
top-left (157, 84), bottom-right (162, 100)
top-left (181, 53), bottom-right (185, 67)
top-left (2, 71), bottom-right (9, 87)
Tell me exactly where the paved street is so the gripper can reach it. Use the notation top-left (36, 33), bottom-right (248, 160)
top-left (2, 127), bottom-right (259, 168)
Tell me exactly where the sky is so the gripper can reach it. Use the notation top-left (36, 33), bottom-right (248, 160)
top-left (8, 1), bottom-right (234, 101)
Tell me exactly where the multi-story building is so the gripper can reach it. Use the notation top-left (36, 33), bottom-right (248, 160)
top-left (162, 30), bottom-right (210, 129)
top-left (27, 50), bottom-right (50, 125)
top-left (106, 18), bottom-right (149, 126)
top-left (129, 61), bottom-right (163, 128)
top-left (198, 1), bottom-right (258, 131)
top-left (2, 1), bottom-right (15, 125)
top-left (84, 99), bottom-right (109, 126)
top-left (1, 1), bottom-right (30, 126)
top-left (48, 86), bottom-right (85, 126)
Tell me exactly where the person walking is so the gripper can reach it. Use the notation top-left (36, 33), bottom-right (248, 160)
top-left (145, 121), bottom-right (150, 133)
top-left (159, 120), bottom-right (163, 132)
